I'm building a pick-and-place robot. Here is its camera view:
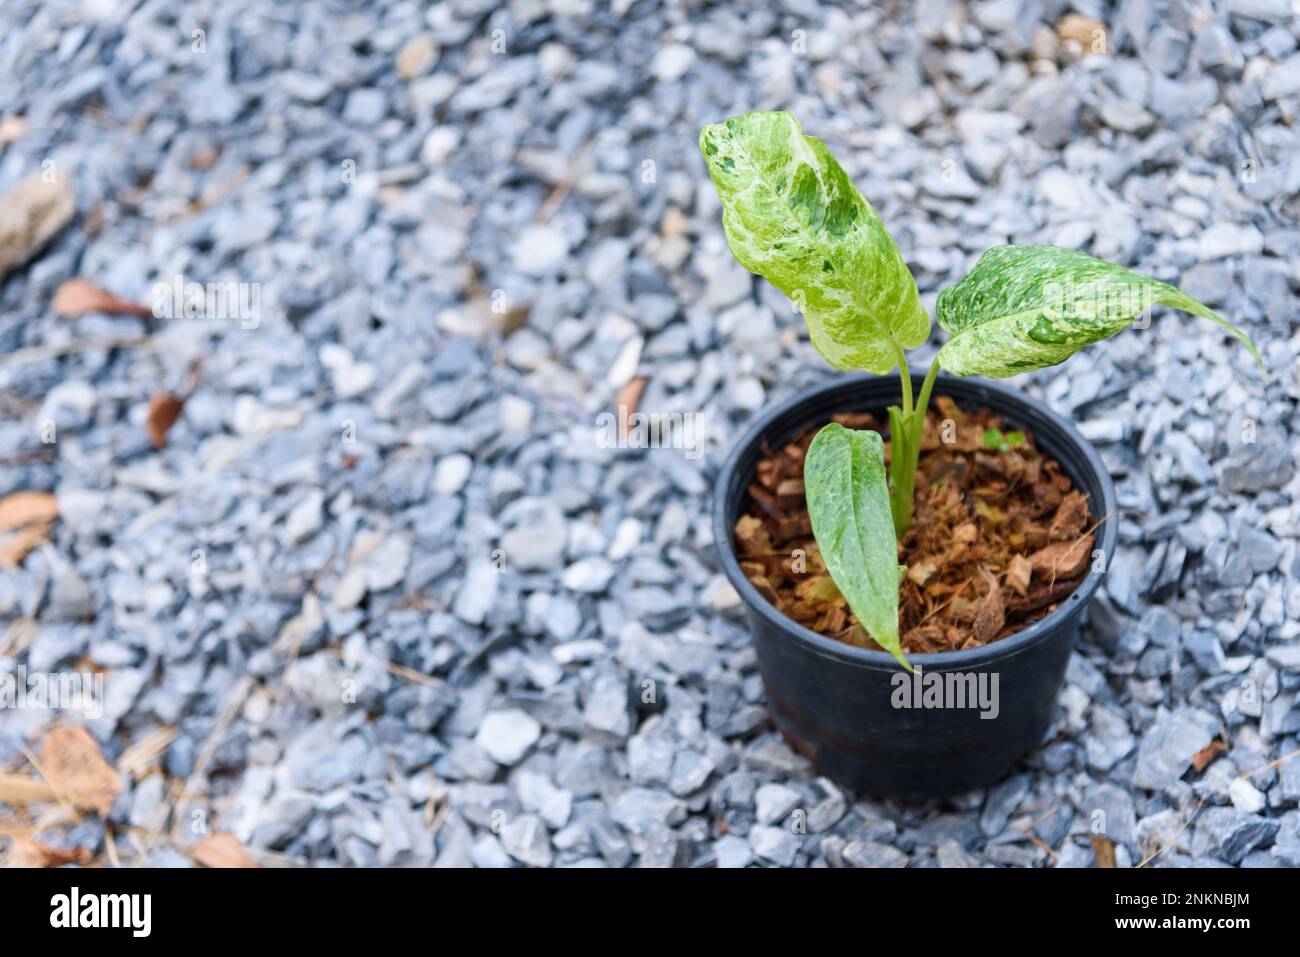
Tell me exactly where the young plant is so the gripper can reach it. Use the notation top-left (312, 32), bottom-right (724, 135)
top-left (700, 111), bottom-right (1263, 669)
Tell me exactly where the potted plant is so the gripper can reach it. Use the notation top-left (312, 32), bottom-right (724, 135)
top-left (702, 112), bottom-right (1264, 798)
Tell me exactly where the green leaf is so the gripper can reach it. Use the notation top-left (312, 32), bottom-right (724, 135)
top-left (699, 112), bottom-right (928, 374)
top-left (803, 423), bottom-right (909, 669)
top-left (936, 245), bottom-right (1264, 379)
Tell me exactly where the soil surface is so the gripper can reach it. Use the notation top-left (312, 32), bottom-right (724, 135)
top-left (735, 395), bottom-right (1098, 655)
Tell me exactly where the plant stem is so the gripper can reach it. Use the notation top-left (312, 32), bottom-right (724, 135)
top-left (887, 355), bottom-right (942, 541)
top-left (894, 342), bottom-right (913, 416)
top-left (915, 355), bottom-right (941, 425)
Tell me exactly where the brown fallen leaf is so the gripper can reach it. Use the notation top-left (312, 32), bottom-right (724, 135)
top-left (52, 278), bottom-right (152, 318)
top-left (614, 375), bottom-right (648, 442)
top-left (146, 360), bottom-right (202, 449)
top-left (193, 833), bottom-right (260, 869)
top-left (1089, 833), bottom-right (1116, 868)
top-left (0, 490), bottom-right (59, 531)
top-left (0, 490), bottom-right (58, 567)
top-left (1192, 738), bottom-right (1228, 773)
top-left (147, 392), bottom-right (186, 449)
top-left (1029, 533), bottom-right (1094, 581)
top-left (1005, 554), bottom-right (1033, 596)
top-left (7, 836), bottom-right (93, 868)
top-left (0, 171), bottom-right (74, 280)
top-left (0, 524), bottom-right (50, 567)
top-left (38, 726), bottom-right (124, 816)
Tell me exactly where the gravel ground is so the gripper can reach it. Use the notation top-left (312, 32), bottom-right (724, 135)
top-left (1, 0), bottom-right (1298, 868)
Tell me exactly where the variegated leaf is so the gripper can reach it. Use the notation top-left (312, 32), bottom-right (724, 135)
top-left (936, 245), bottom-right (1263, 378)
top-left (803, 424), bottom-right (908, 669)
top-left (699, 112), bottom-right (928, 373)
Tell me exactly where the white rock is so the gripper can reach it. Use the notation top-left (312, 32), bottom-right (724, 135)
top-left (420, 126), bottom-right (461, 166)
top-left (286, 490), bottom-right (324, 543)
top-left (653, 44), bottom-right (696, 83)
top-left (606, 335), bottom-right (644, 387)
top-left (320, 344), bottom-right (376, 398)
top-left (364, 535), bottom-right (411, 591)
top-left (453, 558), bottom-right (499, 625)
top-left (434, 453), bottom-right (473, 494)
top-left (513, 223), bottom-right (569, 276)
top-left (1228, 777), bottom-right (1266, 814)
top-left (539, 43), bottom-right (575, 80)
top-left (608, 518), bottom-right (642, 560)
top-left (714, 834), bottom-right (754, 868)
top-left (754, 782), bottom-right (802, 825)
top-left (498, 394), bottom-right (534, 434)
top-left (732, 375), bottom-right (766, 411)
top-left (1198, 222), bottom-right (1263, 261)
top-left (562, 556), bottom-right (615, 593)
top-left (475, 709), bottom-right (541, 765)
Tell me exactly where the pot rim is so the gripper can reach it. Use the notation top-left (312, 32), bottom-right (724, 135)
top-left (713, 369), bottom-right (1119, 671)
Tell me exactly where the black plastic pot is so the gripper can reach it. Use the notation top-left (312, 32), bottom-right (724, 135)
top-left (715, 371), bottom-right (1117, 799)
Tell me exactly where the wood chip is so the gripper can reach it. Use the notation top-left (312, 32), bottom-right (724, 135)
top-left (0, 171), bottom-right (75, 281)
top-left (1049, 491), bottom-right (1088, 541)
top-left (52, 278), bottom-right (152, 318)
top-left (146, 392), bottom-right (186, 448)
top-left (0, 773), bottom-right (56, 805)
top-left (971, 569), bottom-right (1005, 644)
top-left (733, 514), bottom-right (771, 555)
top-left (1029, 534), bottom-right (1094, 581)
top-left (907, 560), bottom-right (938, 587)
top-left (7, 836), bottom-right (93, 868)
top-left (1089, 833), bottom-right (1116, 868)
top-left (1192, 738), bottom-right (1228, 773)
top-left (0, 490), bottom-right (58, 531)
top-left (193, 832), bottom-right (260, 868)
top-left (1005, 554), bottom-right (1032, 596)
top-left (38, 726), bottom-right (124, 816)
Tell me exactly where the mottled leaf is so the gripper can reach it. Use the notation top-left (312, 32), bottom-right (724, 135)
top-left (803, 424), bottom-right (908, 668)
top-left (699, 112), bottom-right (928, 373)
top-left (936, 245), bottom-right (1263, 378)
